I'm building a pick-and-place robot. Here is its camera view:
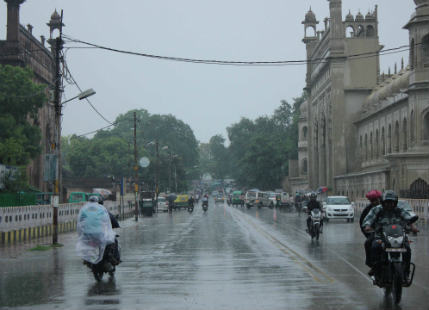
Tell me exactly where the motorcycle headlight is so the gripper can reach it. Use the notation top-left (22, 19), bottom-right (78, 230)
top-left (387, 236), bottom-right (404, 247)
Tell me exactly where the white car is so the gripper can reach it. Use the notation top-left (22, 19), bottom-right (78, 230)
top-left (324, 196), bottom-right (354, 222)
top-left (157, 196), bottom-right (168, 212)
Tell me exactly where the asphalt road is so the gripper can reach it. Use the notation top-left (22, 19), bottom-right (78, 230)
top-left (0, 200), bottom-right (428, 310)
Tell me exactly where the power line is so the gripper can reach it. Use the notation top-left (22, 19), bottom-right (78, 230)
top-left (75, 122), bottom-right (118, 137)
top-left (63, 34), bottom-right (415, 67)
top-left (63, 61), bottom-right (113, 125)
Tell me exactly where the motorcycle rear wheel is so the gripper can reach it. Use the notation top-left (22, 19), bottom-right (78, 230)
top-left (93, 270), bottom-right (104, 282)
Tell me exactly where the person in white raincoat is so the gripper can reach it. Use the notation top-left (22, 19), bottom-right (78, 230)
top-left (76, 196), bottom-right (116, 264)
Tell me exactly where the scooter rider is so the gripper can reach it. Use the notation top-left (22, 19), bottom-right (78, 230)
top-left (363, 190), bottom-right (419, 280)
top-left (307, 192), bottom-right (323, 233)
top-left (360, 190), bottom-right (382, 275)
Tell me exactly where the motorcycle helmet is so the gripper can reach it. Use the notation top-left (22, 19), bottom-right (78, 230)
top-left (381, 190), bottom-right (398, 210)
top-left (309, 192), bottom-right (317, 201)
top-left (366, 190), bottom-right (382, 202)
top-left (88, 195), bottom-right (99, 203)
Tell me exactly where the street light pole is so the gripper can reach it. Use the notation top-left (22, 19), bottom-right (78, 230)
top-left (133, 111), bottom-right (139, 221)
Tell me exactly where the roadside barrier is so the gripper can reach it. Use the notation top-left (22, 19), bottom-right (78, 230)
top-left (354, 198), bottom-right (429, 222)
top-left (0, 200), bottom-right (135, 245)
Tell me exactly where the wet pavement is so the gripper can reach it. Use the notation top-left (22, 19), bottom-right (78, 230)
top-left (0, 199), bottom-right (428, 310)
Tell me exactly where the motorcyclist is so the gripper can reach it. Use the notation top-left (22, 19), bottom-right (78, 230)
top-left (360, 190), bottom-right (382, 275)
top-left (76, 196), bottom-right (116, 270)
top-left (188, 195), bottom-right (195, 208)
top-left (202, 194), bottom-right (209, 206)
top-left (363, 190), bottom-right (419, 280)
top-left (306, 192), bottom-right (323, 233)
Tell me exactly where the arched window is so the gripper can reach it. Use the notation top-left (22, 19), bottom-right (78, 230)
top-left (410, 110), bottom-right (415, 142)
top-left (403, 118), bottom-right (408, 151)
top-left (346, 25), bottom-right (355, 38)
top-left (357, 25), bottom-right (365, 37)
top-left (375, 129), bottom-right (379, 158)
top-left (302, 158), bottom-right (308, 175)
top-left (365, 133), bottom-right (368, 161)
top-left (381, 127), bottom-right (386, 156)
top-left (388, 124), bottom-right (392, 153)
top-left (424, 112), bottom-right (429, 140)
top-left (395, 121), bottom-right (400, 152)
top-left (302, 126), bottom-right (308, 141)
top-left (422, 34), bottom-right (429, 64)
top-left (366, 25), bottom-right (375, 37)
top-left (410, 39), bottom-right (415, 69)
top-left (370, 132), bottom-right (373, 159)
top-left (305, 26), bottom-right (316, 37)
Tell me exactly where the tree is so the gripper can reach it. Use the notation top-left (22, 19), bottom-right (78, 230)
top-left (0, 65), bottom-right (46, 166)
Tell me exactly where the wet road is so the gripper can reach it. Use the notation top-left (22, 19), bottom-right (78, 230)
top-left (1, 200), bottom-right (428, 310)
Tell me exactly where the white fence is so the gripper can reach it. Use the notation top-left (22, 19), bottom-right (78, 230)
top-left (354, 198), bottom-right (429, 221)
top-left (0, 200), bottom-right (131, 232)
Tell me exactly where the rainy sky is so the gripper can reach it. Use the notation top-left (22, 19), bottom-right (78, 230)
top-left (0, 0), bottom-right (415, 142)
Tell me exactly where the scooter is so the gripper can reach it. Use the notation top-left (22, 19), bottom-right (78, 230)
top-left (202, 200), bottom-right (208, 212)
top-left (84, 235), bottom-right (121, 282)
top-left (308, 209), bottom-right (322, 241)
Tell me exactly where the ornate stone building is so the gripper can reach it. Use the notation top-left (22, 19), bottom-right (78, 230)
top-left (0, 0), bottom-right (59, 191)
top-left (291, 0), bottom-right (429, 199)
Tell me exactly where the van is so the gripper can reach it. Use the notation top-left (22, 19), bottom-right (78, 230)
top-left (245, 190), bottom-right (270, 208)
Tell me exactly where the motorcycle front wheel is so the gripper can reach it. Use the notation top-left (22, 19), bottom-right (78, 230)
top-left (392, 263), bottom-right (403, 304)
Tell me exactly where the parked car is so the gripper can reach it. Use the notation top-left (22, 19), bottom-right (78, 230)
top-left (324, 196), bottom-right (354, 222)
top-left (157, 196), bottom-right (168, 212)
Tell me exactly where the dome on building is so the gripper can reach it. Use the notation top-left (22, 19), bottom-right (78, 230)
top-left (355, 11), bottom-right (364, 22)
top-left (365, 11), bottom-right (376, 20)
top-left (345, 11), bottom-right (354, 22)
top-left (304, 8), bottom-right (317, 24)
top-left (414, 0), bottom-right (429, 8)
top-left (365, 69), bottom-right (411, 107)
top-left (50, 9), bottom-right (61, 21)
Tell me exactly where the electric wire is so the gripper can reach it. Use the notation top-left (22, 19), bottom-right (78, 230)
top-left (63, 35), bottom-right (417, 67)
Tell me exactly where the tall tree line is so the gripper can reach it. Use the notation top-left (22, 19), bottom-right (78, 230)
top-left (203, 92), bottom-right (306, 190)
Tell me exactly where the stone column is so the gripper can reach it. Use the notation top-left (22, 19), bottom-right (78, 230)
top-left (5, 0), bottom-right (26, 42)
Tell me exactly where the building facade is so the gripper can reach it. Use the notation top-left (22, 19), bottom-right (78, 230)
top-left (0, 0), bottom-right (59, 191)
top-left (292, 0), bottom-right (429, 200)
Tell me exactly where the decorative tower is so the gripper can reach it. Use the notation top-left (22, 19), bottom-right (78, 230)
top-left (328, 0), bottom-right (344, 55)
top-left (5, 0), bottom-right (26, 42)
top-left (302, 8), bottom-right (319, 88)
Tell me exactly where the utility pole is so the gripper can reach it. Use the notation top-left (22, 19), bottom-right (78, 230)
top-left (49, 10), bottom-right (64, 245)
top-left (133, 111), bottom-right (139, 221)
top-left (155, 139), bottom-right (159, 197)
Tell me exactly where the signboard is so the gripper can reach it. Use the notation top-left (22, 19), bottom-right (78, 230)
top-left (44, 154), bottom-right (57, 182)
top-left (139, 157), bottom-right (150, 168)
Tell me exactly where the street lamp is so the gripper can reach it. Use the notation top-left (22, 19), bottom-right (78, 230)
top-left (61, 88), bottom-right (96, 105)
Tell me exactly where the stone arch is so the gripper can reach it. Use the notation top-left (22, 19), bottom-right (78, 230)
top-left (403, 117), bottom-right (408, 151)
top-left (388, 124), bottom-right (392, 153)
top-left (364, 133), bottom-right (368, 161)
top-left (305, 26), bottom-right (316, 37)
top-left (357, 25), bottom-right (365, 37)
top-left (370, 132), bottom-right (373, 159)
top-left (381, 127), bottom-right (386, 156)
top-left (366, 25), bottom-right (375, 37)
top-left (302, 126), bottom-right (308, 141)
top-left (422, 34), bottom-right (429, 65)
top-left (346, 25), bottom-right (355, 38)
top-left (375, 129), bottom-right (379, 158)
top-left (394, 121), bottom-right (400, 152)
top-left (409, 178), bottom-right (429, 199)
top-left (410, 38), bottom-right (416, 69)
top-left (424, 111), bottom-right (429, 140)
top-left (302, 158), bottom-right (308, 175)
top-left (410, 110), bottom-right (415, 142)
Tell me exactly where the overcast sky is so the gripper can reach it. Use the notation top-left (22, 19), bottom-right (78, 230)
top-left (0, 0), bottom-right (415, 143)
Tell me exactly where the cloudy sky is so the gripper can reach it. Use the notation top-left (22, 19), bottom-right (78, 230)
top-left (0, 0), bottom-right (415, 142)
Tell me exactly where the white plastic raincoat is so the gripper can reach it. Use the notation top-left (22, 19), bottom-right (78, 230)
top-left (76, 202), bottom-right (116, 264)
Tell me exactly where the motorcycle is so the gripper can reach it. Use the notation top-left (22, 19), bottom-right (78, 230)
top-left (308, 209), bottom-right (322, 241)
top-left (370, 224), bottom-right (415, 304)
top-left (84, 235), bottom-right (121, 282)
top-left (188, 203), bottom-right (194, 213)
top-left (202, 200), bottom-right (208, 212)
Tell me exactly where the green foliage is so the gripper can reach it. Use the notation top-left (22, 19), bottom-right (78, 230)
top-left (223, 92), bottom-right (307, 190)
top-left (0, 65), bottom-right (46, 166)
top-left (63, 109), bottom-right (199, 193)
top-left (3, 167), bottom-right (31, 192)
